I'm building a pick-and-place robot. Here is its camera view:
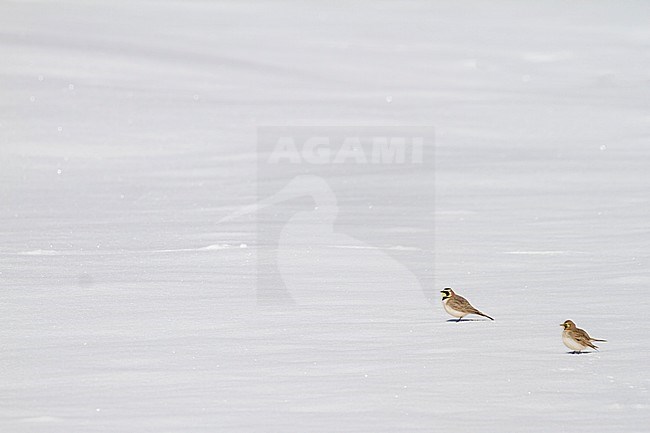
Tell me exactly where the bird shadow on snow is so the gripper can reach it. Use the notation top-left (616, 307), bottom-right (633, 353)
top-left (445, 318), bottom-right (490, 323)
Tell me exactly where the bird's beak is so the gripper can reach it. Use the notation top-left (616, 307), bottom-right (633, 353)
top-left (559, 324), bottom-right (564, 327)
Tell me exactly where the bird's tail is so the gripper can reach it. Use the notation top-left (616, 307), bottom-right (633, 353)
top-left (591, 338), bottom-right (607, 342)
top-left (477, 311), bottom-right (494, 321)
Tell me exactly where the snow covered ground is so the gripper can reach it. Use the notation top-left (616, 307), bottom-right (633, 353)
top-left (1, 1), bottom-right (650, 431)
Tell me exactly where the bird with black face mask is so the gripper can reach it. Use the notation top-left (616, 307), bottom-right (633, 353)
top-left (440, 288), bottom-right (494, 322)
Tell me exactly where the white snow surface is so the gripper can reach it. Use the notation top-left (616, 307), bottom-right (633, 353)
top-left (2, 1), bottom-right (650, 432)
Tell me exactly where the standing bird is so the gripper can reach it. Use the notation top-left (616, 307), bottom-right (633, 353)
top-left (440, 288), bottom-right (494, 322)
top-left (560, 320), bottom-right (607, 354)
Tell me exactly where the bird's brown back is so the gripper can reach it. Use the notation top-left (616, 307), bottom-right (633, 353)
top-left (447, 294), bottom-right (480, 314)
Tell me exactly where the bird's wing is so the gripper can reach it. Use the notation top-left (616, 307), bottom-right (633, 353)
top-left (449, 295), bottom-right (478, 313)
top-left (571, 329), bottom-right (598, 349)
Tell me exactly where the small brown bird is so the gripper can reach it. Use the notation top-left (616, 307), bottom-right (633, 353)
top-left (440, 288), bottom-right (494, 322)
top-left (560, 320), bottom-right (607, 353)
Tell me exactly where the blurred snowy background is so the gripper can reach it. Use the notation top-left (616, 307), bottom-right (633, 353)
top-left (1, 1), bottom-right (649, 432)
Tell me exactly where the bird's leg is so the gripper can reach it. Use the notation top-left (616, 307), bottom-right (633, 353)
top-left (457, 317), bottom-right (462, 322)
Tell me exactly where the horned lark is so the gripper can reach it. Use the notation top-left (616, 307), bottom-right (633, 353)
top-left (560, 320), bottom-right (607, 353)
top-left (440, 288), bottom-right (494, 322)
